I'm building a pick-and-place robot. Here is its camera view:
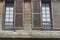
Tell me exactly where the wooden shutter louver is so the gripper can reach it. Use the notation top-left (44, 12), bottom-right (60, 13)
top-left (14, 0), bottom-right (24, 28)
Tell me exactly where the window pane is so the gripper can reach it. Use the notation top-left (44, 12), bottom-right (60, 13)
top-left (46, 7), bottom-right (50, 10)
top-left (42, 11), bottom-right (45, 13)
top-left (42, 4), bottom-right (45, 7)
top-left (46, 11), bottom-right (50, 13)
top-left (46, 4), bottom-right (49, 7)
top-left (10, 7), bottom-right (13, 10)
top-left (42, 18), bottom-right (46, 21)
top-left (47, 18), bottom-right (50, 21)
top-left (5, 19), bottom-right (9, 22)
top-left (5, 15), bottom-right (9, 18)
top-left (42, 15), bottom-right (46, 17)
top-left (10, 15), bottom-right (13, 18)
top-left (42, 7), bottom-right (45, 10)
top-left (10, 19), bottom-right (13, 22)
top-left (6, 11), bottom-right (9, 14)
top-left (47, 15), bottom-right (50, 17)
top-left (6, 7), bottom-right (9, 10)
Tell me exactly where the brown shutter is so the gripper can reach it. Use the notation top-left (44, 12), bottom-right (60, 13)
top-left (52, 0), bottom-right (60, 29)
top-left (16, 1), bottom-right (23, 13)
top-left (33, 14), bottom-right (41, 27)
top-left (14, 0), bottom-right (24, 29)
top-left (33, 1), bottom-right (40, 13)
top-left (32, 0), bottom-right (42, 29)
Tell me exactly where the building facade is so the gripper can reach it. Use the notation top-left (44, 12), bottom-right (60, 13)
top-left (0, 0), bottom-right (60, 38)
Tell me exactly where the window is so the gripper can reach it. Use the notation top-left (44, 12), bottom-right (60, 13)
top-left (42, 2), bottom-right (52, 29)
top-left (4, 2), bottom-right (14, 29)
top-left (32, 0), bottom-right (52, 29)
top-left (3, 0), bottom-right (24, 29)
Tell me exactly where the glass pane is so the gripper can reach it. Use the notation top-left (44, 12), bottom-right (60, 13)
top-left (10, 12), bottom-right (13, 14)
top-left (5, 23), bottom-right (13, 26)
top-left (5, 15), bottom-right (9, 18)
top-left (10, 7), bottom-right (13, 10)
top-left (10, 15), bottom-right (13, 18)
top-left (46, 4), bottom-right (49, 7)
top-left (6, 11), bottom-right (9, 14)
top-left (46, 23), bottom-right (50, 25)
top-left (10, 19), bottom-right (13, 22)
top-left (42, 4), bottom-right (45, 7)
top-left (47, 18), bottom-right (50, 21)
top-left (42, 18), bottom-right (46, 21)
top-left (6, 7), bottom-right (9, 10)
top-left (5, 23), bottom-right (9, 25)
top-left (42, 7), bottom-right (45, 10)
top-left (5, 19), bottom-right (9, 22)
top-left (9, 23), bottom-right (13, 25)
top-left (42, 23), bottom-right (47, 25)
top-left (5, 25), bottom-right (13, 29)
top-left (46, 11), bottom-right (50, 13)
top-left (47, 15), bottom-right (50, 17)
top-left (46, 7), bottom-right (50, 10)
top-left (42, 11), bottom-right (45, 13)
top-left (42, 15), bottom-right (46, 17)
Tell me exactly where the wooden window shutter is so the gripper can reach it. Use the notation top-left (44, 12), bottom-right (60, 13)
top-left (14, 0), bottom-right (24, 29)
top-left (52, 1), bottom-right (60, 29)
top-left (32, 0), bottom-right (42, 29)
